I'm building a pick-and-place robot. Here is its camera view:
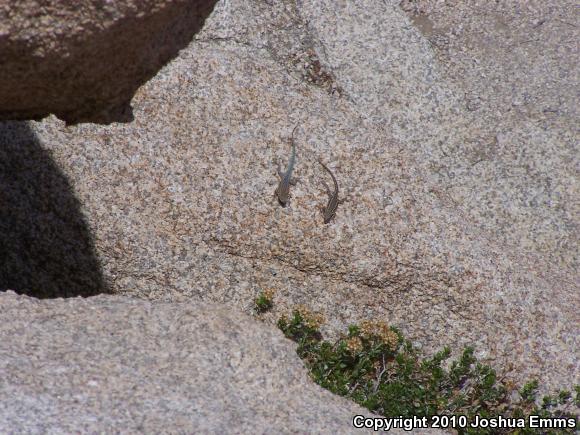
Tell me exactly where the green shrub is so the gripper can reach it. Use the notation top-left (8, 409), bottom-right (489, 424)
top-left (278, 309), bottom-right (578, 434)
top-left (253, 288), bottom-right (275, 313)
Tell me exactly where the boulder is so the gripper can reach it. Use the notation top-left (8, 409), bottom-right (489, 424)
top-left (1, 291), bottom-right (411, 433)
top-left (0, 0), bottom-right (577, 410)
top-left (0, 0), bottom-right (217, 124)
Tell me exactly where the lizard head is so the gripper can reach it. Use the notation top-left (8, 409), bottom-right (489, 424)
top-left (276, 185), bottom-right (290, 207)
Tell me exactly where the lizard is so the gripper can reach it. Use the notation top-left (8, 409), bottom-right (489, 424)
top-left (318, 159), bottom-right (339, 224)
top-left (275, 124), bottom-right (299, 207)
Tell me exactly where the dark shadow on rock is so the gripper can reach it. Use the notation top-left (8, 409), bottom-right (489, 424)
top-left (0, 0), bottom-right (219, 125)
top-left (0, 121), bottom-right (107, 298)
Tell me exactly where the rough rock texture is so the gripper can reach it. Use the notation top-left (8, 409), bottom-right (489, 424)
top-left (0, 122), bottom-right (105, 298)
top-left (0, 0), bottom-right (217, 124)
top-left (0, 0), bottom-right (577, 404)
top-left (1, 291), bottom-right (403, 434)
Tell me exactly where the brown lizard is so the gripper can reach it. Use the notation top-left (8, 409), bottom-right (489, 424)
top-left (318, 159), bottom-right (339, 223)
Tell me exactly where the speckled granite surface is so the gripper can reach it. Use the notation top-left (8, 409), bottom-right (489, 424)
top-left (0, 0), bottom-right (577, 422)
top-left (2, 291), bottom-right (410, 434)
top-left (0, 0), bottom-right (218, 123)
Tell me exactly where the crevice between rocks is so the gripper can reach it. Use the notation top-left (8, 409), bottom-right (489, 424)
top-left (0, 121), bottom-right (108, 298)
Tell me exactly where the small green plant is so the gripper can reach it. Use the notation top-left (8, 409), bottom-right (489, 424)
top-left (278, 310), bottom-right (578, 434)
top-left (277, 305), bottom-right (324, 348)
top-left (254, 288), bottom-right (275, 313)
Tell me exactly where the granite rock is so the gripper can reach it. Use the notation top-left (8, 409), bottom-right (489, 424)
top-left (0, 0), bottom-right (217, 124)
top-left (1, 0), bottom-right (577, 407)
top-left (0, 122), bottom-right (105, 298)
top-left (1, 291), bottom-right (406, 434)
